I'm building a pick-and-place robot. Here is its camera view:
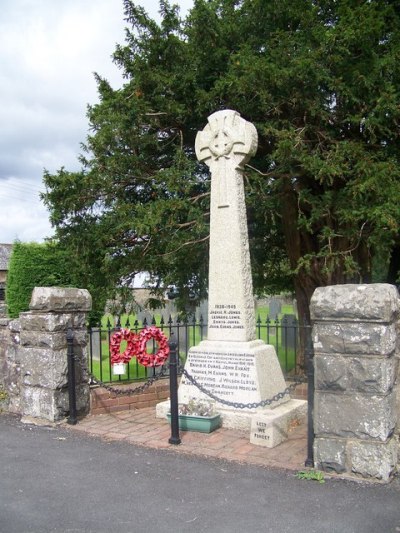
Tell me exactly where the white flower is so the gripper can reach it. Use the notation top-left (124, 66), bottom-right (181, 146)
top-left (178, 398), bottom-right (217, 417)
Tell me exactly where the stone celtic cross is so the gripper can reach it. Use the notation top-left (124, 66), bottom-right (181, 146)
top-left (195, 110), bottom-right (258, 342)
top-left (196, 109), bottom-right (258, 208)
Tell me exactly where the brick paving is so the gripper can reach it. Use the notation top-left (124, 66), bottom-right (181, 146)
top-left (68, 407), bottom-right (308, 472)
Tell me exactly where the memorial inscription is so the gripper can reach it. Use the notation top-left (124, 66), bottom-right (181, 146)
top-left (186, 351), bottom-right (257, 397)
top-left (252, 420), bottom-right (271, 442)
top-left (209, 304), bottom-right (244, 330)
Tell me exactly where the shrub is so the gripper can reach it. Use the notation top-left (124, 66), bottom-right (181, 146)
top-left (6, 241), bottom-right (75, 318)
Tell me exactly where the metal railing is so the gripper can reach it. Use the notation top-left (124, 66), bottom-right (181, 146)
top-left (88, 314), bottom-right (309, 384)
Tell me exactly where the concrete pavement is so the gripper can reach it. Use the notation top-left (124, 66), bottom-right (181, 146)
top-left (1, 412), bottom-right (399, 533)
top-left (70, 407), bottom-right (308, 471)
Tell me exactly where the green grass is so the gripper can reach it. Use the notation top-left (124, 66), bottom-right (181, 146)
top-left (255, 304), bottom-right (296, 321)
top-left (296, 470), bottom-right (325, 483)
top-left (255, 304), bottom-right (298, 372)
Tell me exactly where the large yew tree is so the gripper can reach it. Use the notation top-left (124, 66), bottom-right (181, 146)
top-left (43, 0), bottom-right (400, 330)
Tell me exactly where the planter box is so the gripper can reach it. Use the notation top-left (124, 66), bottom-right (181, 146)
top-left (167, 413), bottom-right (221, 433)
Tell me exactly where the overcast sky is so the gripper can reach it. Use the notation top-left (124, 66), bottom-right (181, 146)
top-left (0, 0), bottom-right (193, 244)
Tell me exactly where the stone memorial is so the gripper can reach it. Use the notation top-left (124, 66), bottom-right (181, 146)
top-left (157, 110), bottom-right (306, 434)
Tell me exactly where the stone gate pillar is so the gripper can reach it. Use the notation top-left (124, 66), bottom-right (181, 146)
top-left (311, 284), bottom-right (399, 482)
top-left (6, 287), bottom-right (92, 422)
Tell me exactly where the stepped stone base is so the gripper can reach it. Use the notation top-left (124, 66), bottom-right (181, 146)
top-left (157, 338), bottom-right (306, 443)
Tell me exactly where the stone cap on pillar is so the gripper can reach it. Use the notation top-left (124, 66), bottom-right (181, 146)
top-left (29, 287), bottom-right (92, 313)
top-left (310, 283), bottom-right (399, 323)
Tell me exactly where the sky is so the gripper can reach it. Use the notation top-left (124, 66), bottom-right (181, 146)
top-left (0, 0), bottom-right (193, 244)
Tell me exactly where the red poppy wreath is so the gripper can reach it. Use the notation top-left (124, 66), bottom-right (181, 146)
top-left (136, 326), bottom-right (170, 367)
top-left (109, 328), bottom-right (139, 364)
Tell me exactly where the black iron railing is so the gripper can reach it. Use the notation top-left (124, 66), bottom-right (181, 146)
top-left (88, 314), bottom-right (309, 384)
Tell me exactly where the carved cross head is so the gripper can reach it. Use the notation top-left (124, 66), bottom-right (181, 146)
top-left (195, 110), bottom-right (258, 169)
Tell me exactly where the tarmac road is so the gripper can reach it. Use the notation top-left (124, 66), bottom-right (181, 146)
top-left (0, 413), bottom-right (399, 533)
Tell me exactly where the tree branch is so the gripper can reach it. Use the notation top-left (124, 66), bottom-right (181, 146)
top-left (190, 192), bottom-right (210, 203)
top-left (160, 235), bottom-right (209, 257)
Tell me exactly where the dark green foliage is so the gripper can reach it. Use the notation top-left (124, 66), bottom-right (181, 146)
top-left (41, 0), bottom-right (400, 328)
top-left (6, 241), bottom-right (75, 318)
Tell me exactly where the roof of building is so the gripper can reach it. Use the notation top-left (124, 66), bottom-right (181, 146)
top-left (0, 244), bottom-right (13, 271)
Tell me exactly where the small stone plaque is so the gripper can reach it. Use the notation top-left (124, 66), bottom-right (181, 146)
top-left (249, 401), bottom-right (307, 448)
top-left (250, 413), bottom-right (288, 449)
top-left (250, 417), bottom-right (273, 447)
top-left (113, 363), bottom-right (126, 375)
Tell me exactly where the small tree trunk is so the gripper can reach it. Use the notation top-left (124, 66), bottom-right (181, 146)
top-left (294, 274), bottom-right (315, 373)
top-left (387, 244), bottom-right (400, 285)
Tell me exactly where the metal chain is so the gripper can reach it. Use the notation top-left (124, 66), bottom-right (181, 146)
top-left (179, 364), bottom-right (306, 410)
top-left (87, 363), bottom-right (306, 405)
top-left (88, 368), bottom-right (168, 396)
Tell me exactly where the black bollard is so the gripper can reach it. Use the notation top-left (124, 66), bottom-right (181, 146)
top-left (168, 338), bottom-right (181, 445)
top-left (304, 326), bottom-right (314, 467)
top-left (67, 328), bottom-right (78, 425)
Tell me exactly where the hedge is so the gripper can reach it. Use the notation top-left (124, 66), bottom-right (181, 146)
top-left (6, 241), bottom-right (75, 318)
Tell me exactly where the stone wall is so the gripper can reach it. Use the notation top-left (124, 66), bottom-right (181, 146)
top-left (0, 317), bottom-right (12, 412)
top-left (3, 287), bottom-right (92, 422)
top-left (311, 284), bottom-right (399, 482)
top-left (0, 317), bottom-right (11, 386)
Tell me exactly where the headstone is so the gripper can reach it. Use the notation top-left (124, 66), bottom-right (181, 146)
top-left (163, 301), bottom-right (176, 320)
top-left (281, 314), bottom-right (297, 351)
top-left (137, 309), bottom-right (153, 326)
top-left (196, 299), bottom-right (208, 322)
top-left (292, 298), bottom-right (298, 316)
top-left (196, 299), bottom-right (208, 339)
top-left (169, 324), bottom-right (189, 355)
top-left (156, 110), bottom-right (305, 433)
top-left (268, 298), bottom-right (281, 320)
top-left (89, 327), bottom-right (101, 361)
